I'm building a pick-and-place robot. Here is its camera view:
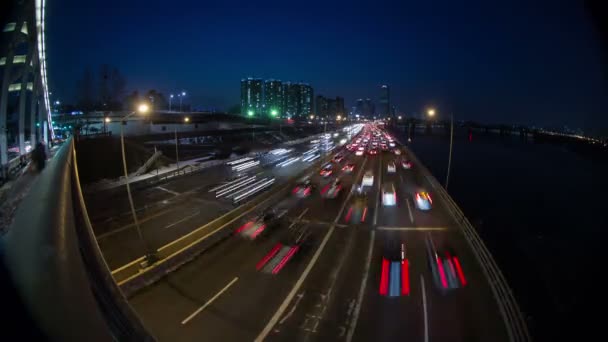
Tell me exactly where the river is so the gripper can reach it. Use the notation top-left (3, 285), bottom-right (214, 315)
top-left (393, 127), bottom-right (607, 340)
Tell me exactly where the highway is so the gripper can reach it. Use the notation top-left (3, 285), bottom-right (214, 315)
top-left (87, 131), bottom-right (350, 269)
top-left (124, 124), bottom-right (512, 341)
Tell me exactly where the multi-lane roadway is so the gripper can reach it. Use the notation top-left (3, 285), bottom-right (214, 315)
top-left (122, 125), bottom-right (510, 341)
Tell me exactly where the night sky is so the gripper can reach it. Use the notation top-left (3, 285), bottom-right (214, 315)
top-left (47, 0), bottom-right (607, 132)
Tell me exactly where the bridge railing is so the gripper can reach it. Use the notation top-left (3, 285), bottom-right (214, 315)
top-left (2, 137), bottom-right (154, 341)
top-left (402, 144), bottom-right (531, 342)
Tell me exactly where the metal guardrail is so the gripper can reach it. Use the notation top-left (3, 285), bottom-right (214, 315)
top-left (402, 144), bottom-right (531, 342)
top-left (2, 137), bottom-right (154, 341)
top-left (112, 151), bottom-right (335, 297)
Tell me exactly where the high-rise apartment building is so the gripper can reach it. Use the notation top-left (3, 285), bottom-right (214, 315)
top-left (241, 77), bottom-right (313, 118)
top-left (240, 77), bottom-right (263, 116)
top-left (263, 79), bottom-right (283, 117)
top-left (300, 84), bottom-right (313, 118)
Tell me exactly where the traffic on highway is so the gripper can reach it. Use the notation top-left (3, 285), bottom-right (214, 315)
top-left (123, 123), bottom-right (511, 341)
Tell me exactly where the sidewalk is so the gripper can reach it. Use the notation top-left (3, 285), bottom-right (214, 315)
top-left (0, 144), bottom-right (62, 235)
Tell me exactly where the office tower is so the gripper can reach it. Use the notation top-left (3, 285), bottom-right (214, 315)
top-left (379, 84), bottom-right (390, 118)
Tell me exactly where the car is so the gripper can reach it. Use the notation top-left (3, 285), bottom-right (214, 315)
top-left (342, 163), bottom-right (355, 173)
top-left (320, 164), bottom-right (333, 177)
top-left (387, 162), bottom-right (396, 173)
top-left (425, 236), bottom-right (466, 290)
top-left (362, 171), bottom-right (374, 186)
top-left (379, 242), bottom-right (410, 297)
top-left (393, 149), bottom-right (401, 155)
top-left (414, 191), bottom-right (432, 210)
top-left (382, 183), bottom-right (397, 206)
top-left (368, 148), bottom-right (378, 156)
top-left (321, 179), bottom-right (342, 199)
top-left (292, 179), bottom-right (314, 198)
top-left (401, 159), bottom-right (413, 169)
top-left (380, 144), bottom-right (389, 151)
top-left (355, 150), bottom-right (364, 156)
top-left (235, 209), bottom-right (287, 240)
top-left (257, 222), bottom-right (311, 274)
top-left (333, 155), bottom-right (345, 163)
top-left (345, 189), bottom-right (368, 223)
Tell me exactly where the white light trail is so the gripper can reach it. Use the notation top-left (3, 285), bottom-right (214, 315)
top-left (215, 176), bottom-right (257, 197)
top-left (233, 178), bottom-right (276, 202)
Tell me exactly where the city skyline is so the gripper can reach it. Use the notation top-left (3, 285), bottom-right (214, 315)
top-left (47, 0), bottom-right (607, 133)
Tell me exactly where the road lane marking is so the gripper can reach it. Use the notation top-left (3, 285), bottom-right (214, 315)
top-left (164, 210), bottom-right (200, 229)
top-left (377, 226), bottom-right (447, 231)
top-left (181, 277), bottom-right (239, 325)
top-left (279, 292), bottom-right (305, 325)
top-left (373, 157), bottom-right (382, 225)
top-left (421, 275), bottom-right (429, 342)
top-left (157, 186), bottom-right (180, 196)
top-left (255, 157), bottom-right (368, 342)
top-left (288, 208), bottom-right (310, 230)
top-left (97, 207), bottom-right (175, 240)
top-left (406, 198), bottom-right (414, 223)
top-left (299, 219), bottom-right (348, 228)
top-left (346, 229), bottom-right (375, 342)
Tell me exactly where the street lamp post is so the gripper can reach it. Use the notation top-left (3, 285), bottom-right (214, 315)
top-left (104, 116), bottom-right (111, 134)
top-left (169, 94), bottom-right (174, 111)
top-left (445, 113), bottom-right (454, 190)
top-left (426, 108), bottom-right (454, 191)
top-left (120, 103), bottom-right (156, 265)
top-left (174, 116), bottom-right (189, 175)
top-left (179, 91), bottom-right (186, 112)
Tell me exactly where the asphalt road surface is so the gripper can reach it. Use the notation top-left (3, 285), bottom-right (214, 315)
top-left (86, 132), bottom-right (349, 269)
top-left (126, 125), bottom-right (511, 341)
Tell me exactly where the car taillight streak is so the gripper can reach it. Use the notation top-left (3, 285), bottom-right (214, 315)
top-left (401, 260), bottom-right (410, 295)
top-left (272, 246), bottom-right (299, 274)
top-left (436, 256), bottom-right (448, 288)
top-left (235, 221), bottom-right (253, 234)
top-left (453, 256), bottom-right (467, 286)
top-left (379, 258), bottom-right (389, 295)
top-left (256, 243), bottom-right (282, 270)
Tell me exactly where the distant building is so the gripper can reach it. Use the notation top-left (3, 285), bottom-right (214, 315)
top-left (379, 84), bottom-right (390, 118)
top-left (283, 82), bottom-right (299, 118)
top-left (316, 95), bottom-right (344, 119)
top-left (363, 98), bottom-right (375, 118)
top-left (241, 77), bottom-right (263, 116)
top-left (264, 79), bottom-right (283, 117)
top-left (300, 84), bottom-right (314, 119)
top-left (242, 77), bottom-right (313, 118)
top-left (355, 99), bottom-right (364, 117)
top-left (316, 95), bottom-right (329, 118)
top-left (283, 82), bottom-right (313, 119)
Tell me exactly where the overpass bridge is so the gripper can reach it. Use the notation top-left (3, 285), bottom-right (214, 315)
top-left (2, 122), bottom-right (530, 341)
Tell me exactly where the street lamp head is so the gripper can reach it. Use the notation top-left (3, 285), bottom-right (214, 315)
top-left (271, 109), bottom-right (278, 117)
top-left (184, 117), bottom-right (190, 123)
top-left (137, 103), bottom-right (150, 113)
top-left (309, 115), bottom-right (314, 120)
top-left (398, 116), bottom-right (402, 120)
top-left (337, 115), bottom-right (342, 121)
top-left (182, 91), bottom-right (186, 96)
top-left (104, 117), bottom-right (111, 123)
top-left (170, 94), bottom-right (174, 98)
top-left (427, 108), bottom-right (436, 117)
